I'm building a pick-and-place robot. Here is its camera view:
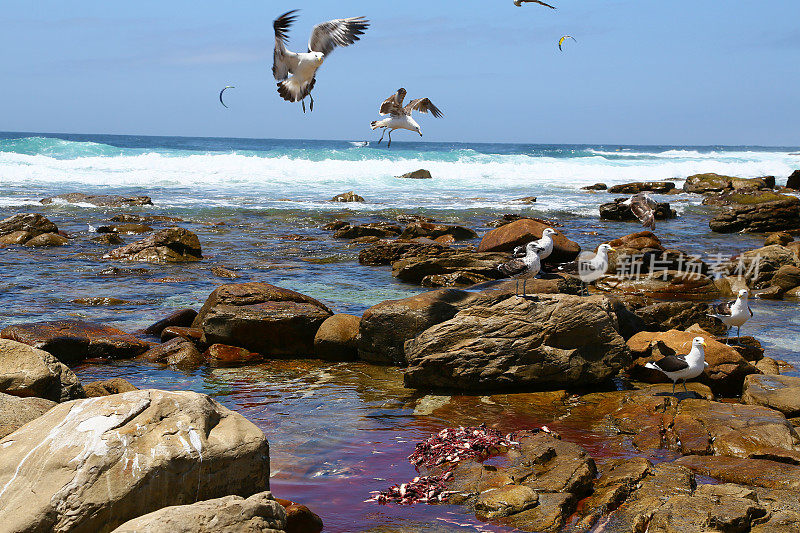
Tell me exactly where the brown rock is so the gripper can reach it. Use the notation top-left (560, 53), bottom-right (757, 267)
top-left (581, 183), bottom-right (607, 190)
top-left (786, 169), bottom-right (800, 190)
top-left (710, 195), bottom-right (800, 233)
top-left (683, 172), bottom-right (735, 193)
top-left (475, 485), bottom-right (539, 519)
top-left (330, 191), bottom-right (364, 202)
top-left (0, 230), bottom-right (32, 245)
top-left (477, 219), bottom-right (580, 263)
top-left (0, 213), bottom-right (59, 244)
top-left (160, 326), bottom-right (204, 344)
top-left (40, 192), bottom-right (153, 207)
top-left (765, 231), bottom-right (794, 246)
top-left (192, 283), bottom-right (332, 357)
top-left (314, 314), bottom-right (360, 361)
top-left (0, 339), bottom-right (84, 401)
top-left (333, 222), bottom-right (401, 239)
top-left (358, 240), bottom-right (450, 266)
top-left (104, 227), bottom-right (202, 263)
top-left (140, 337), bottom-right (204, 369)
top-left (1, 320), bottom-right (153, 363)
top-left (392, 250), bottom-right (507, 285)
top-left (770, 264), bottom-right (800, 292)
top-left (608, 181), bottom-right (676, 194)
top-left (97, 223), bottom-right (153, 234)
top-left (24, 232), bottom-right (68, 247)
top-left (143, 308), bottom-right (199, 336)
top-left (514, 196), bottom-right (538, 204)
top-left (72, 297), bottom-right (129, 306)
top-left (399, 221), bottom-right (477, 241)
top-left (675, 455), bottom-right (800, 491)
top-left (0, 392), bottom-right (56, 439)
top-left (599, 198), bottom-right (676, 222)
top-left (211, 266), bottom-right (240, 279)
top-left (396, 169), bottom-right (432, 179)
top-left (743, 374), bottom-right (800, 417)
top-left (204, 343), bottom-right (262, 365)
top-left (755, 356), bottom-right (781, 375)
top-left (277, 500), bottom-right (324, 533)
top-left (92, 233), bottom-right (124, 245)
top-left (596, 270), bottom-right (721, 300)
top-left (608, 230), bottom-right (664, 251)
top-left (82, 378), bottom-right (139, 397)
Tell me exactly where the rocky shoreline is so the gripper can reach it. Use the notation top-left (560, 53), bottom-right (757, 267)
top-left (2, 172), bottom-right (800, 532)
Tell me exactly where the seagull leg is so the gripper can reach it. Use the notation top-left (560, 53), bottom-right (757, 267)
top-left (376, 129), bottom-right (385, 145)
top-left (309, 94), bottom-right (314, 112)
top-left (522, 278), bottom-right (527, 298)
top-left (301, 100), bottom-right (306, 113)
top-left (387, 130), bottom-right (392, 148)
top-left (683, 380), bottom-right (688, 394)
top-left (737, 326), bottom-right (741, 344)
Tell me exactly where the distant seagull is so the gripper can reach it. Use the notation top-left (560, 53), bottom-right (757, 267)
top-left (498, 241), bottom-right (542, 297)
top-left (219, 86), bottom-right (235, 108)
top-left (558, 35), bottom-right (577, 51)
top-left (645, 337), bottom-right (708, 395)
top-left (272, 10), bottom-right (369, 113)
top-left (370, 88), bottom-right (443, 147)
top-left (514, 0), bottom-right (556, 8)
top-left (709, 289), bottom-right (752, 344)
top-left (623, 192), bottom-right (657, 231)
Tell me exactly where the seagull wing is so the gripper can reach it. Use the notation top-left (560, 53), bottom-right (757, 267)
top-left (651, 355), bottom-right (690, 373)
top-left (273, 10), bottom-right (300, 80)
top-left (710, 300), bottom-right (734, 317)
top-left (404, 98), bottom-right (444, 118)
top-left (379, 88), bottom-right (406, 116)
top-left (522, 0), bottom-right (557, 8)
top-left (498, 257), bottom-right (528, 277)
top-left (630, 193), bottom-right (656, 231)
top-left (308, 16), bottom-right (370, 56)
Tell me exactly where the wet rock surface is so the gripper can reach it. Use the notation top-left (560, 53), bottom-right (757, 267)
top-left (478, 218), bottom-right (581, 263)
top-left (139, 337), bottom-right (205, 368)
top-left (330, 191), bottom-right (365, 202)
top-left (0, 213), bottom-right (62, 246)
top-left (396, 169), bottom-right (432, 179)
top-left (40, 192), bottom-right (153, 206)
top-left (104, 227), bottom-right (202, 262)
top-left (599, 197), bottom-right (677, 222)
top-left (314, 313), bottom-right (361, 361)
top-left (743, 373), bottom-right (800, 417)
top-left (608, 181), bottom-right (676, 194)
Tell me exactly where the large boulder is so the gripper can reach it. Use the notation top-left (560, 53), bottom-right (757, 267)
top-left (404, 294), bottom-right (630, 390)
top-left (1, 320), bottom-right (153, 363)
top-left (743, 374), bottom-right (800, 417)
top-left (599, 198), bottom-right (676, 222)
top-left (595, 270), bottom-right (721, 300)
top-left (40, 192), bottom-right (153, 207)
top-left (721, 244), bottom-right (800, 288)
top-left (359, 289), bottom-right (476, 365)
top-left (477, 219), bottom-right (580, 263)
top-left (104, 227), bottom-right (202, 263)
top-left (192, 283), bottom-right (332, 357)
top-left (0, 392), bottom-right (56, 439)
top-left (628, 328), bottom-right (760, 395)
top-left (628, 300), bottom-right (727, 335)
top-left (608, 230), bottom-right (664, 252)
top-left (0, 389), bottom-right (271, 533)
top-left (675, 455), bottom-right (800, 491)
top-left (0, 339), bottom-right (84, 401)
top-left (0, 213), bottom-right (60, 246)
top-left (398, 221), bottom-right (477, 241)
top-left (358, 240), bottom-right (450, 266)
top-left (710, 195), bottom-right (800, 233)
top-left (702, 188), bottom-right (788, 207)
top-left (608, 181), bottom-right (676, 194)
top-left (683, 173), bottom-right (736, 193)
top-left (111, 492), bottom-right (287, 533)
top-left (313, 314), bottom-right (360, 361)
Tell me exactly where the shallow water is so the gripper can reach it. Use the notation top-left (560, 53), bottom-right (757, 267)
top-left (3, 132), bottom-right (800, 531)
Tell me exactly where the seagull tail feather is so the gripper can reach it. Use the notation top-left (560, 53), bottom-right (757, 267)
top-left (644, 362), bottom-right (660, 371)
top-left (370, 121), bottom-right (379, 130)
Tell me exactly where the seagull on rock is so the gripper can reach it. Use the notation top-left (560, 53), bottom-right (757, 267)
top-left (371, 88), bottom-right (443, 147)
top-left (514, 0), bottom-right (556, 8)
top-left (709, 289), bottom-right (752, 344)
top-left (272, 10), bottom-right (369, 113)
top-left (623, 192), bottom-right (658, 231)
top-left (645, 337), bottom-right (708, 395)
top-left (498, 241), bottom-right (542, 297)
top-left (514, 228), bottom-right (557, 260)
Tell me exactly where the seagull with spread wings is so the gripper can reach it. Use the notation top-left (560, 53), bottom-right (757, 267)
top-left (624, 192), bottom-right (658, 231)
top-left (272, 10), bottom-right (369, 113)
top-left (370, 88), bottom-right (443, 147)
top-left (513, 0), bottom-right (556, 8)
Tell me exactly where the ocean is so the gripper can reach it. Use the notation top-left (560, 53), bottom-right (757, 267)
top-left (2, 131), bottom-right (799, 531)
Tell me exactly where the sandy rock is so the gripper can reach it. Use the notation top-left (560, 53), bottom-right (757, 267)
top-left (396, 169), bottom-right (432, 179)
top-left (143, 308), bottom-right (199, 336)
top-left (478, 219), bottom-right (580, 263)
top-left (0, 392), bottom-right (56, 439)
top-left (0, 339), bottom-right (84, 401)
top-left (628, 328), bottom-right (760, 395)
top-left (765, 231), bottom-right (793, 246)
top-left (359, 288), bottom-right (476, 365)
top-left (111, 491), bottom-right (286, 533)
top-left (314, 314), bottom-right (360, 361)
top-left (743, 374), bottom-right (800, 417)
top-left (0, 389), bottom-right (271, 533)
top-left (608, 181), bottom-right (676, 194)
top-left (330, 191), bottom-right (364, 202)
top-left (104, 227), bottom-right (202, 263)
top-left (83, 378), bottom-right (139, 398)
top-left (1, 320), bottom-right (153, 363)
top-left (0, 213), bottom-right (59, 245)
top-left (399, 221), bottom-right (477, 241)
top-left (140, 337), bottom-right (204, 369)
top-left (192, 283), bottom-right (332, 357)
top-left (404, 294), bottom-right (630, 390)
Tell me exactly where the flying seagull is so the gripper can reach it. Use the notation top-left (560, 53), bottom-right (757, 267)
top-left (370, 88), bottom-right (443, 147)
top-left (514, 0), bottom-right (556, 8)
top-left (272, 10), bottom-right (369, 113)
top-left (558, 35), bottom-right (577, 51)
top-left (645, 337), bottom-right (708, 395)
top-left (623, 192), bottom-right (657, 231)
top-left (498, 241), bottom-right (543, 297)
top-left (709, 289), bottom-right (752, 344)
top-left (219, 86), bottom-right (235, 108)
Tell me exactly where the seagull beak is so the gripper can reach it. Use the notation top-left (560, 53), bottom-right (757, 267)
top-left (701, 340), bottom-right (707, 347)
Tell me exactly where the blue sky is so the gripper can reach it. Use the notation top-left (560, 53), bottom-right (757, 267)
top-left (1, 0), bottom-right (798, 145)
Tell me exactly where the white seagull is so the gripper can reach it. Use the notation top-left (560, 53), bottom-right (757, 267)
top-left (709, 289), bottom-right (753, 344)
top-left (272, 10), bottom-right (369, 113)
top-left (623, 192), bottom-right (657, 231)
top-left (370, 88), bottom-right (443, 147)
top-left (556, 244), bottom-right (613, 278)
top-left (498, 241), bottom-right (542, 297)
top-left (645, 337), bottom-right (708, 395)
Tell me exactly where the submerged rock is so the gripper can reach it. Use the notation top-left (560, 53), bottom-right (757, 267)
top-left (333, 222), bottom-right (401, 239)
top-left (204, 343), bottom-right (263, 365)
top-left (477, 218), bottom-right (580, 263)
top-left (192, 282), bottom-right (332, 357)
top-left (0, 339), bottom-right (84, 402)
top-left (314, 314), bottom-right (360, 361)
top-left (0, 389), bottom-right (271, 533)
top-left (404, 294), bottom-right (630, 390)
top-left (40, 192), bottom-right (153, 207)
top-left (104, 227), bottom-right (202, 263)
top-left (0, 213), bottom-right (61, 246)
top-left (111, 491), bottom-right (287, 533)
top-left (1, 320), bottom-right (153, 363)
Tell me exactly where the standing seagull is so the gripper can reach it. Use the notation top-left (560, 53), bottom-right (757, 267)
top-left (645, 337), bottom-right (708, 395)
top-left (370, 88), bottom-right (443, 147)
top-left (498, 241), bottom-right (542, 297)
top-left (514, 0), bottom-right (556, 8)
top-left (272, 10), bottom-right (369, 113)
top-left (709, 289), bottom-right (753, 344)
top-left (623, 192), bottom-right (658, 231)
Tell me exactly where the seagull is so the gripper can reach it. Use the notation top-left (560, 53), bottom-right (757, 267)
top-left (272, 10), bottom-right (369, 113)
top-left (514, 0), bottom-right (556, 8)
top-left (219, 86), bottom-right (235, 108)
top-left (513, 228), bottom-right (556, 259)
top-left (556, 243), bottom-right (613, 278)
top-left (370, 88), bottom-right (443, 147)
top-left (498, 241), bottom-right (542, 297)
top-left (645, 337), bottom-right (708, 395)
top-left (623, 192), bottom-right (657, 231)
top-left (709, 289), bottom-right (753, 344)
